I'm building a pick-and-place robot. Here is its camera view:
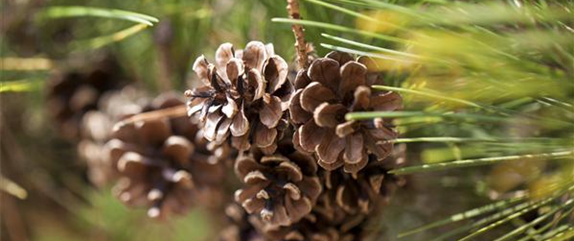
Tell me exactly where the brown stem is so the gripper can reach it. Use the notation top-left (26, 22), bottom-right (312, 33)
top-left (286, 0), bottom-right (309, 69)
top-left (113, 104), bottom-right (187, 130)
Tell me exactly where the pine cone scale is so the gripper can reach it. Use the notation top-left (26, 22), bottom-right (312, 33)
top-left (300, 82), bottom-right (336, 112)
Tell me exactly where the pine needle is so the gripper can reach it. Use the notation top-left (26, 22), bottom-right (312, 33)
top-left (457, 195), bottom-right (563, 241)
top-left (321, 33), bottom-right (422, 59)
top-left (320, 43), bottom-right (413, 62)
top-left (516, 205), bottom-right (574, 241)
top-left (113, 105), bottom-right (187, 130)
top-left (0, 79), bottom-right (42, 93)
top-left (304, 0), bottom-right (413, 33)
top-left (428, 195), bottom-right (557, 241)
top-left (372, 85), bottom-right (484, 109)
top-left (389, 150), bottom-right (574, 175)
top-left (345, 111), bottom-right (511, 123)
top-left (75, 23), bottom-right (149, 49)
top-left (392, 137), bottom-right (560, 144)
top-left (547, 227), bottom-right (574, 241)
top-left (38, 6), bottom-right (159, 26)
top-left (0, 57), bottom-right (53, 71)
top-left (398, 195), bottom-right (527, 238)
top-left (494, 199), bottom-right (574, 241)
top-left (0, 176), bottom-right (28, 200)
top-left (271, 18), bottom-right (407, 43)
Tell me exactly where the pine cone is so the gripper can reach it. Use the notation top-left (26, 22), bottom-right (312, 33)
top-left (78, 87), bottom-right (146, 187)
top-left (185, 41), bottom-right (293, 154)
top-left (289, 51), bottom-right (402, 173)
top-left (107, 93), bottom-right (225, 218)
top-left (324, 144), bottom-right (406, 215)
top-left (47, 54), bottom-right (130, 140)
top-left (234, 145), bottom-right (322, 227)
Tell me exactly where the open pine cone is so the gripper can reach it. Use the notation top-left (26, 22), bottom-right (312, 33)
top-left (289, 51), bottom-right (402, 173)
top-left (234, 144), bottom-right (322, 227)
top-left (47, 54), bottom-right (130, 140)
top-left (107, 93), bottom-right (225, 218)
top-left (185, 41), bottom-right (292, 154)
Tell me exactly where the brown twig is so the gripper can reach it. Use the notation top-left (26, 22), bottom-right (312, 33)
top-left (286, 0), bottom-right (309, 69)
top-left (113, 104), bottom-right (187, 130)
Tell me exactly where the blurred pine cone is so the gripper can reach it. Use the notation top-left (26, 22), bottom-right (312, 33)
top-left (47, 54), bottom-right (131, 140)
top-left (289, 51), bottom-right (402, 173)
top-left (107, 93), bottom-right (225, 218)
top-left (78, 87), bottom-right (146, 187)
top-left (234, 143), bottom-right (322, 227)
top-left (185, 41), bottom-right (293, 155)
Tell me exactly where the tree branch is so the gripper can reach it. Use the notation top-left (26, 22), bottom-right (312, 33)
top-left (286, 0), bottom-right (309, 69)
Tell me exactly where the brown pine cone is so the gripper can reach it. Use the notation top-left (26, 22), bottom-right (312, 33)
top-left (324, 144), bottom-right (406, 215)
top-left (107, 93), bottom-right (225, 218)
top-left (46, 54), bottom-right (131, 140)
top-left (289, 51), bottom-right (403, 173)
top-left (234, 145), bottom-right (322, 227)
top-left (78, 87), bottom-right (146, 187)
top-left (185, 41), bottom-right (293, 154)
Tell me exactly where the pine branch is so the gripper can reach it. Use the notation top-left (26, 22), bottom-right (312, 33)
top-left (286, 0), bottom-right (309, 69)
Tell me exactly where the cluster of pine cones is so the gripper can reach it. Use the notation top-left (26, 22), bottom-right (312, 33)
top-left (48, 42), bottom-right (405, 241)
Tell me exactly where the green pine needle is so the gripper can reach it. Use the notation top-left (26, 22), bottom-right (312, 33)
top-left (74, 23), bottom-right (149, 49)
top-left (321, 33), bottom-right (422, 59)
top-left (547, 227), bottom-right (574, 241)
top-left (516, 205), bottom-right (574, 241)
top-left (458, 196), bottom-right (560, 241)
top-left (398, 195), bottom-right (527, 238)
top-left (372, 85), bottom-right (484, 109)
top-left (345, 111), bottom-right (510, 123)
top-left (494, 199), bottom-right (574, 241)
top-left (389, 150), bottom-right (573, 175)
top-left (392, 137), bottom-right (561, 144)
top-left (271, 18), bottom-right (407, 43)
top-left (320, 43), bottom-right (413, 62)
top-left (38, 6), bottom-right (159, 26)
top-left (0, 79), bottom-right (42, 92)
